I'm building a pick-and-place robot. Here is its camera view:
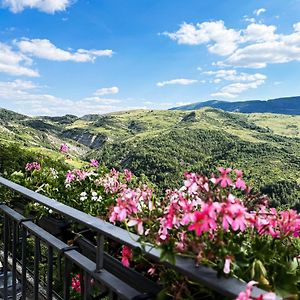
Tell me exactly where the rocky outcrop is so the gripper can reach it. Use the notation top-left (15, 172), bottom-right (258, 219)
top-left (60, 128), bottom-right (107, 149)
top-left (21, 120), bottom-right (59, 132)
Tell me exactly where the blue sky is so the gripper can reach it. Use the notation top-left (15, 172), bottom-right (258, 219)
top-left (0, 0), bottom-right (300, 116)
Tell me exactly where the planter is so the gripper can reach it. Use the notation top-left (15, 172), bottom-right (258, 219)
top-left (37, 215), bottom-right (71, 238)
top-left (74, 234), bottom-right (162, 297)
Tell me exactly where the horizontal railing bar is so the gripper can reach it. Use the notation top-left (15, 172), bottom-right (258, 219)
top-left (0, 176), bottom-right (282, 299)
top-left (0, 176), bottom-right (141, 247)
top-left (0, 204), bottom-right (143, 300)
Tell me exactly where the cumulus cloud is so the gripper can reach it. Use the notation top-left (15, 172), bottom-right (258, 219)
top-left (0, 42), bottom-right (39, 77)
top-left (15, 39), bottom-right (113, 62)
top-left (211, 80), bottom-right (265, 98)
top-left (254, 8), bottom-right (266, 16)
top-left (0, 80), bottom-right (125, 116)
top-left (204, 69), bottom-right (266, 98)
top-left (157, 78), bottom-right (198, 87)
top-left (93, 86), bottom-right (119, 96)
top-left (1, 0), bottom-right (73, 13)
top-left (163, 20), bottom-right (240, 56)
top-left (164, 20), bottom-right (300, 69)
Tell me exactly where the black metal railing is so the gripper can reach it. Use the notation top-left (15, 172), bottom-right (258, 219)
top-left (0, 176), bottom-right (282, 300)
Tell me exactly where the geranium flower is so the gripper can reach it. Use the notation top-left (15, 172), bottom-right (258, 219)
top-left (90, 159), bottom-right (99, 167)
top-left (121, 245), bottom-right (132, 267)
top-left (215, 167), bottom-right (232, 188)
top-left (60, 143), bottom-right (69, 153)
top-left (235, 169), bottom-right (246, 190)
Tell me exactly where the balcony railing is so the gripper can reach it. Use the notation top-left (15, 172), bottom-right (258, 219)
top-left (0, 176), bottom-right (281, 300)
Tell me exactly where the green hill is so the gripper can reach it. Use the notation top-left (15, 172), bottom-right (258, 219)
top-left (1, 107), bottom-right (300, 208)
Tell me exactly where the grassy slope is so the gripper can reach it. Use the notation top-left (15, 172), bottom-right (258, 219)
top-left (1, 107), bottom-right (299, 207)
top-left (82, 108), bottom-right (300, 207)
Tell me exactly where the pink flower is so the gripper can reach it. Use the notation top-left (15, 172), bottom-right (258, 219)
top-left (188, 203), bottom-right (218, 236)
top-left (121, 245), bottom-right (132, 267)
top-left (65, 171), bottom-right (75, 184)
top-left (60, 143), bottom-right (69, 153)
top-left (124, 169), bottom-right (133, 182)
top-left (127, 218), bottom-right (144, 235)
top-left (90, 159), bottom-right (99, 167)
top-left (236, 281), bottom-right (257, 300)
top-left (75, 169), bottom-right (88, 181)
top-left (71, 274), bottom-right (81, 293)
top-left (235, 169), bottom-right (246, 190)
top-left (236, 281), bottom-right (276, 300)
top-left (223, 257), bottom-right (232, 274)
top-left (147, 267), bottom-right (156, 276)
top-left (215, 167), bottom-right (232, 188)
top-left (25, 162), bottom-right (41, 171)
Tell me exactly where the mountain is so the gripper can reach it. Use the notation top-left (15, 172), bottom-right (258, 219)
top-left (170, 96), bottom-right (300, 115)
top-left (1, 107), bottom-right (300, 208)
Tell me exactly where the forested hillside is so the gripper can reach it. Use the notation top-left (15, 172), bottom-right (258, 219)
top-left (1, 107), bottom-right (300, 208)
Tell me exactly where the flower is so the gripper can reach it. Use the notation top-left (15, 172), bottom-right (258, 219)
top-left (65, 171), bottom-right (75, 184)
top-left (60, 143), bottom-right (69, 153)
top-left (71, 274), bottom-right (81, 293)
top-left (25, 162), bottom-right (41, 171)
top-left (121, 245), bottom-right (132, 267)
top-left (127, 218), bottom-right (144, 235)
top-left (223, 257), bottom-right (232, 274)
top-left (215, 167), bottom-right (232, 188)
top-left (235, 169), bottom-right (246, 190)
top-left (90, 159), bottom-right (99, 167)
top-left (80, 192), bottom-right (87, 201)
top-left (188, 202), bottom-right (218, 236)
top-left (124, 169), bottom-right (133, 182)
top-left (236, 281), bottom-right (276, 300)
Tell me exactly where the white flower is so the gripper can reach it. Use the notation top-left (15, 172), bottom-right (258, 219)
top-left (80, 191), bottom-right (87, 201)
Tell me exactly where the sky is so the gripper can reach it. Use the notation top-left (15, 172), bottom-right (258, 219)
top-left (0, 0), bottom-right (300, 116)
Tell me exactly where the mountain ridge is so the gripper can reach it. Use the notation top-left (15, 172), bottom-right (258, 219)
top-left (170, 96), bottom-right (300, 115)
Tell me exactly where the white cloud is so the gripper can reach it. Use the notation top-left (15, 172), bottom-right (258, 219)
top-left (243, 16), bottom-right (256, 23)
top-left (162, 20), bottom-right (241, 56)
top-left (157, 78), bottom-right (198, 87)
top-left (165, 20), bottom-right (300, 69)
top-left (2, 0), bottom-right (73, 13)
top-left (83, 96), bottom-right (121, 104)
top-left (211, 79), bottom-right (265, 98)
top-left (0, 42), bottom-right (39, 77)
top-left (175, 101), bottom-right (192, 106)
top-left (254, 8), bottom-right (266, 16)
top-left (242, 23), bottom-right (277, 43)
top-left (93, 86), bottom-right (119, 96)
top-left (0, 79), bottom-right (125, 116)
top-left (205, 69), bottom-right (267, 98)
top-left (16, 39), bottom-right (113, 62)
top-left (204, 69), bottom-right (266, 82)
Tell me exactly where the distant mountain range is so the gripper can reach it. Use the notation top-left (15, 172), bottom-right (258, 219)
top-left (170, 96), bottom-right (300, 115)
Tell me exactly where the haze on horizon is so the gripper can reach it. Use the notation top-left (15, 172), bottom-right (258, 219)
top-left (0, 0), bottom-right (300, 116)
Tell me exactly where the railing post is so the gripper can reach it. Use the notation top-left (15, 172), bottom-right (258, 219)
top-left (21, 225), bottom-right (28, 299)
top-left (34, 236), bottom-right (40, 300)
top-left (47, 245), bottom-right (53, 300)
top-left (96, 232), bottom-right (104, 271)
top-left (3, 213), bottom-right (9, 300)
top-left (12, 221), bottom-right (17, 300)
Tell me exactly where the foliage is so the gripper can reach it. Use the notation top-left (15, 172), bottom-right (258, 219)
top-left (7, 154), bottom-right (300, 299)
